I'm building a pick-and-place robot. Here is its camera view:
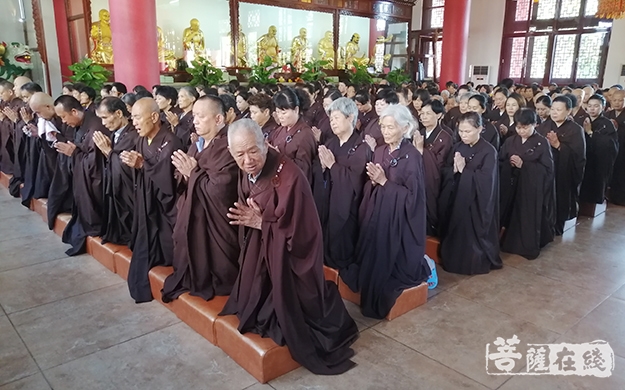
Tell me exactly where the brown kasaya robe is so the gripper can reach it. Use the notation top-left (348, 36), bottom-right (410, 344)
top-left (0, 98), bottom-right (21, 175)
top-left (162, 127), bottom-right (240, 303)
top-left (128, 125), bottom-right (183, 303)
top-left (261, 117), bottom-right (279, 140)
top-left (269, 118), bottom-right (317, 184)
top-left (420, 124), bottom-right (453, 236)
top-left (101, 124), bottom-right (139, 246)
top-left (361, 117), bottom-right (384, 147)
top-left (62, 111), bottom-right (111, 256)
top-left (357, 109), bottom-right (378, 132)
top-left (220, 148), bottom-right (359, 375)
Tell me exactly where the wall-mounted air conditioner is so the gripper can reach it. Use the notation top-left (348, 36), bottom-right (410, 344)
top-left (470, 65), bottom-right (490, 85)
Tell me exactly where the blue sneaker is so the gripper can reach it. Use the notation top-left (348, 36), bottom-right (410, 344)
top-left (425, 255), bottom-right (438, 290)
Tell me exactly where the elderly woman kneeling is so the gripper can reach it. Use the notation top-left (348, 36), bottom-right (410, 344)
top-left (341, 104), bottom-right (431, 319)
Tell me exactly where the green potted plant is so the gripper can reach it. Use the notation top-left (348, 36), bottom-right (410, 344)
top-left (347, 61), bottom-right (373, 87)
top-left (385, 67), bottom-right (411, 85)
top-left (244, 56), bottom-right (280, 85)
top-left (186, 56), bottom-right (225, 87)
top-left (300, 59), bottom-right (329, 82)
top-left (68, 57), bottom-right (112, 90)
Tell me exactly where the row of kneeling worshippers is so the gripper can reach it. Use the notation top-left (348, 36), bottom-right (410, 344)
top-left (0, 76), bottom-right (621, 375)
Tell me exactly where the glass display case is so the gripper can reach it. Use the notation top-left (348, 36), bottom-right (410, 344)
top-left (238, 2), bottom-right (333, 69)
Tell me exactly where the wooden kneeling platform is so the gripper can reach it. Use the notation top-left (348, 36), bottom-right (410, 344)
top-left (426, 236), bottom-right (440, 264)
top-left (579, 201), bottom-right (607, 218)
top-left (337, 276), bottom-right (428, 321)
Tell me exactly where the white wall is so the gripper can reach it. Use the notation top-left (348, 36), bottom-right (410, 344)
top-left (41, 0), bottom-right (62, 96)
top-left (465, 0), bottom-right (505, 84)
top-left (412, 1), bottom-right (423, 30)
top-left (604, 18), bottom-right (625, 87)
top-left (0, 0), bottom-right (26, 44)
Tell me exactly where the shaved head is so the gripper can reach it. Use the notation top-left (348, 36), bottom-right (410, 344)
top-left (29, 92), bottom-right (56, 120)
top-left (571, 89), bottom-right (584, 108)
top-left (612, 90), bottom-right (625, 111)
top-left (13, 76), bottom-right (31, 95)
top-left (131, 98), bottom-right (161, 138)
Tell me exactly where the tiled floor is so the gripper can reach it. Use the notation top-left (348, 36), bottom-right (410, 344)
top-left (0, 185), bottom-right (623, 390)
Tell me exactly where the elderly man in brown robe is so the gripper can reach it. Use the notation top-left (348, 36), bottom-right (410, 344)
top-left (121, 98), bottom-right (183, 303)
top-left (161, 96), bottom-right (240, 303)
top-left (54, 95), bottom-right (110, 256)
top-left (222, 118), bottom-right (359, 375)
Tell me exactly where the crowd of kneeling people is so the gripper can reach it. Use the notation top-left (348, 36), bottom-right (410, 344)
top-left (0, 75), bottom-right (624, 375)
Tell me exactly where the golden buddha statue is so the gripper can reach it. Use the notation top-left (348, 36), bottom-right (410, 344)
top-left (183, 18), bottom-right (206, 62)
top-left (317, 31), bottom-right (335, 69)
top-left (257, 25), bottom-right (280, 65)
top-left (157, 27), bottom-right (177, 71)
top-left (290, 28), bottom-right (308, 72)
top-left (229, 26), bottom-right (248, 67)
top-left (344, 33), bottom-right (360, 66)
top-left (90, 9), bottom-right (113, 64)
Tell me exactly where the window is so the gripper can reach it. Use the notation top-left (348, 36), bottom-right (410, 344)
top-left (416, 0), bottom-right (445, 81)
top-left (500, 0), bottom-right (612, 84)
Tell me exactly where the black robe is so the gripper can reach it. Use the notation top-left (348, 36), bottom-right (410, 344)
top-left (220, 148), bottom-right (359, 375)
top-left (162, 128), bottom-right (240, 303)
top-left (420, 125), bottom-right (453, 236)
top-left (496, 115), bottom-right (517, 144)
top-left (303, 101), bottom-right (326, 128)
top-left (33, 117), bottom-right (63, 200)
top-left (452, 116), bottom-right (500, 151)
top-left (572, 108), bottom-right (589, 127)
top-left (101, 124), bottom-right (139, 245)
top-left (128, 126), bottom-right (183, 303)
top-left (268, 118), bottom-right (317, 184)
top-left (342, 139), bottom-right (430, 319)
top-left (607, 109), bottom-right (625, 205)
top-left (442, 106), bottom-right (461, 129)
top-left (174, 111), bottom-right (194, 151)
top-left (19, 109), bottom-right (41, 207)
top-left (361, 117), bottom-right (384, 147)
top-left (499, 133), bottom-right (555, 260)
top-left (8, 100), bottom-right (29, 197)
top-left (62, 111), bottom-right (111, 256)
top-left (579, 115), bottom-right (619, 204)
top-left (537, 118), bottom-right (586, 234)
top-left (46, 124), bottom-right (75, 229)
top-left (312, 131), bottom-right (369, 271)
top-left (316, 113), bottom-right (334, 145)
top-left (439, 138), bottom-right (502, 274)
top-left (357, 109), bottom-right (378, 133)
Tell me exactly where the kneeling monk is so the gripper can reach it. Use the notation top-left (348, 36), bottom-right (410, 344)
top-left (222, 119), bottom-right (359, 375)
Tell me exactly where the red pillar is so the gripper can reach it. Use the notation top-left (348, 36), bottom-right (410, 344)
top-left (440, 0), bottom-right (471, 85)
top-left (109, 0), bottom-right (160, 89)
top-left (53, 0), bottom-right (72, 80)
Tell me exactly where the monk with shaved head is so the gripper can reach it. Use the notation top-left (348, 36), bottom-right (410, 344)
top-left (122, 98), bottom-right (183, 303)
top-left (608, 89), bottom-right (625, 205)
top-left (0, 80), bottom-right (19, 176)
top-left (1, 76), bottom-right (33, 197)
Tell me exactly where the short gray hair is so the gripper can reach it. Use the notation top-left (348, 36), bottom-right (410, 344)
top-left (228, 118), bottom-right (266, 150)
top-left (326, 97), bottom-right (358, 128)
top-left (457, 92), bottom-right (473, 103)
top-left (380, 104), bottom-right (417, 139)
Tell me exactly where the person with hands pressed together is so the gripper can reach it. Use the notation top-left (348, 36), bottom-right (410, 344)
top-left (499, 109), bottom-right (555, 260)
top-left (439, 112), bottom-right (502, 274)
top-left (312, 97), bottom-right (369, 274)
top-left (579, 94), bottom-right (618, 205)
top-left (53, 95), bottom-right (110, 256)
top-left (94, 97), bottom-right (139, 246)
top-left (537, 95), bottom-right (586, 235)
top-left (607, 90), bottom-right (625, 204)
top-left (161, 96), bottom-right (240, 303)
top-left (123, 98), bottom-right (182, 303)
top-left (416, 99), bottom-right (453, 236)
top-left (220, 119), bottom-right (359, 375)
top-left (341, 104), bottom-right (431, 319)
top-left (165, 86), bottom-right (198, 150)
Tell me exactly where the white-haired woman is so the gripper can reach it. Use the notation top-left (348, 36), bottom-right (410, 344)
top-left (342, 104), bottom-right (431, 319)
top-left (312, 97), bottom-right (370, 273)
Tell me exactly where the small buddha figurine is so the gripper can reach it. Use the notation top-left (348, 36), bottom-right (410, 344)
top-left (158, 27), bottom-right (177, 71)
top-left (183, 18), bottom-right (206, 62)
top-left (290, 28), bottom-right (308, 72)
top-left (317, 31), bottom-right (335, 69)
top-left (90, 9), bottom-right (113, 64)
top-left (229, 26), bottom-right (248, 67)
top-left (372, 35), bottom-right (393, 72)
top-left (257, 25), bottom-right (280, 65)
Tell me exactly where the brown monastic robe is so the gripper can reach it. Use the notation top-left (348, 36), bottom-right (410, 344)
top-left (269, 117), bottom-right (317, 184)
top-left (162, 126), bottom-right (240, 302)
top-left (220, 148), bottom-right (359, 375)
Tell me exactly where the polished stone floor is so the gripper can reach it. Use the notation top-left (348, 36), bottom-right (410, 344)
top-left (1, 185), bottom-right (624, 390)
